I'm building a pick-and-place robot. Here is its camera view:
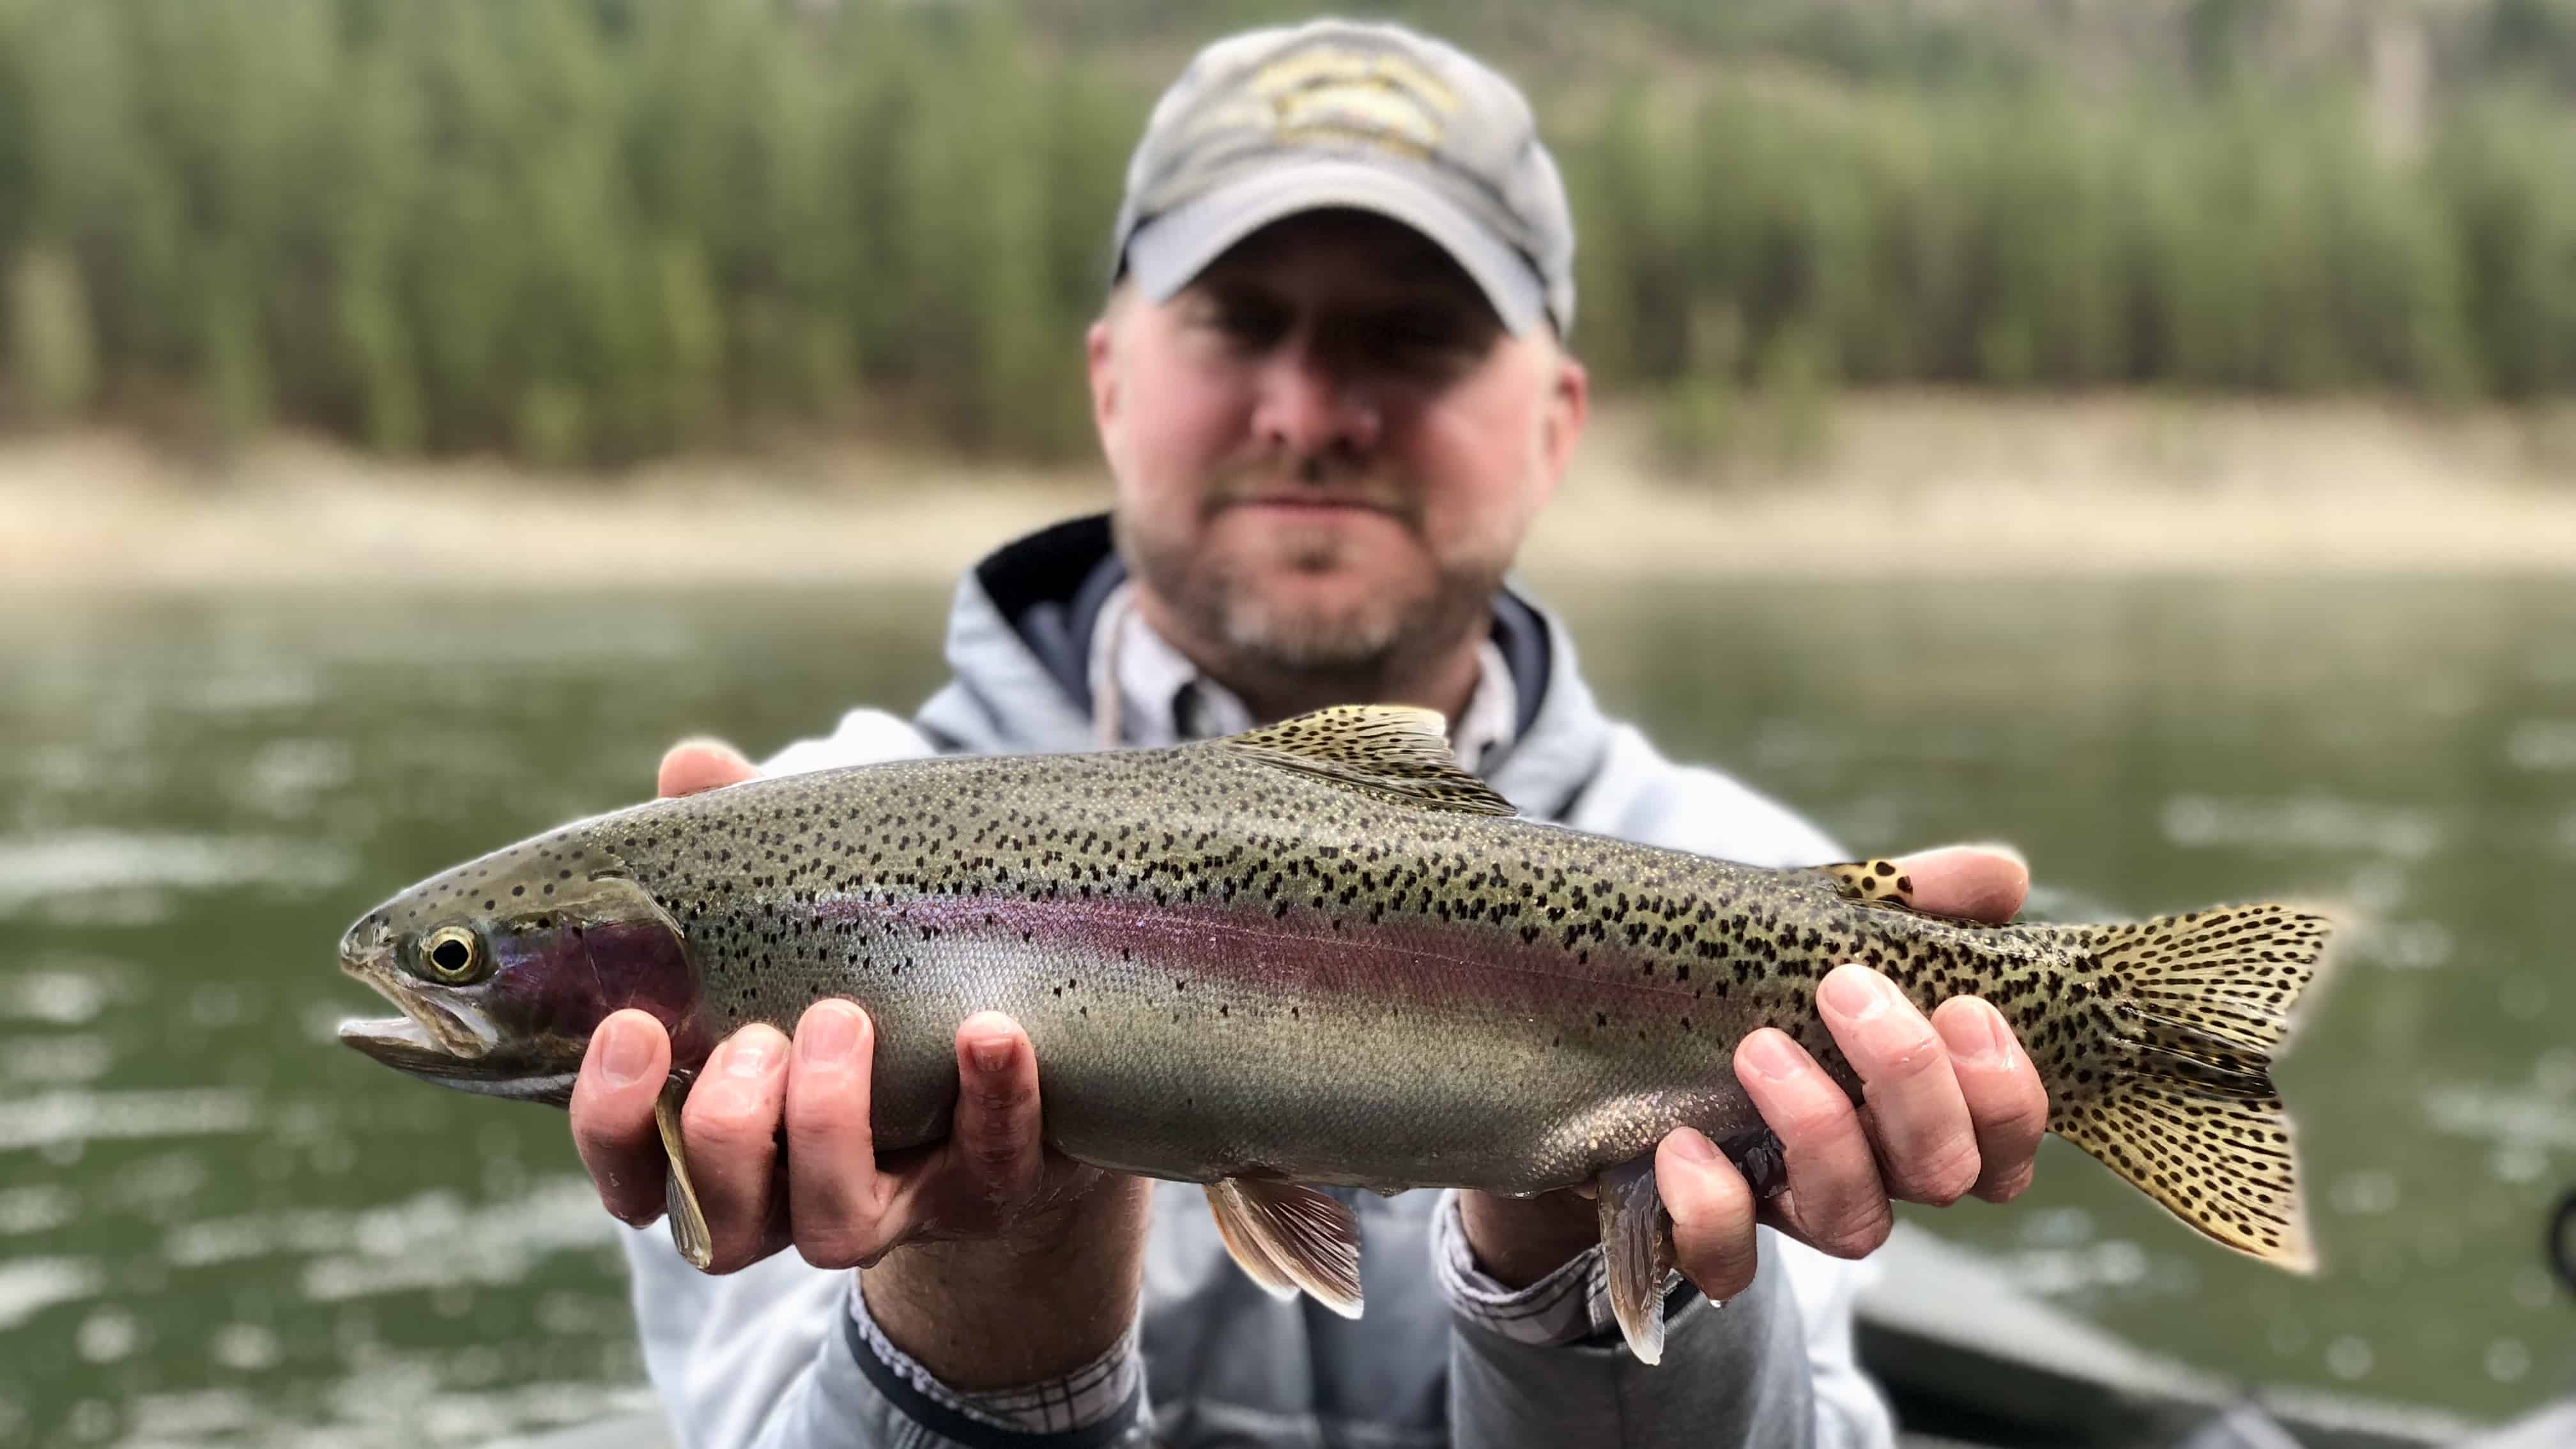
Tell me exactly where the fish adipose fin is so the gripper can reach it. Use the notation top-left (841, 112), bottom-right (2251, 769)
top-left (654, 1078), bottom-right (716, 1270)
top-left (1821, 860), bottom-right (1916, 909)
top-left (1597, 1155), bottom-right (1678, 1366)
top-left (1218, 706), bottom-right (1516, 816)
top-left (1204, 1177), bottom-right (1364, 1317)
top-left (2039, 904), bottom-right (2336, 1271)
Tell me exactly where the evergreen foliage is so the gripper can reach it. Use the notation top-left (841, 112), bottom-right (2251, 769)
top-left (2, 0), bottom-right (2575, 463)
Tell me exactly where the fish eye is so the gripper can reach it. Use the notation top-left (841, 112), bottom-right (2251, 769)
top-left (420, 926), bottom-right (486, 984)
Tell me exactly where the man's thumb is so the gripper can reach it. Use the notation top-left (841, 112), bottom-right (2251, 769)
top-left (658, 738), bottom-right (758, 798)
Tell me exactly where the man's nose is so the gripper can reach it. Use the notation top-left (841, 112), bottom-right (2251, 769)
top-left (1251, 338), bottom-right (1381, 461)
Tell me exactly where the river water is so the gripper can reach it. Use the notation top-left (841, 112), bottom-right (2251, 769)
top-left (1, 576), bottom-right (2568, 1445)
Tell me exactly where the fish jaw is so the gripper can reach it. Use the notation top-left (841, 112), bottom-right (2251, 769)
top-left (339, 914), bottom-right (502, 1061)
top-left (333, 1014), bottom-right (578, 1104)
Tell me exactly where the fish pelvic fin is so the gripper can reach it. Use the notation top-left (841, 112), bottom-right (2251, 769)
top-left (1204, 1177), bottom-right (1363, 1318)
top-left (1597, 1155), bottom-right (1678, 1366)
top-left (654, 1077), bottom-right (716, 1271)
top-left (1217, 706), bottom-right (1516, 816)
top-left (2037, 903), bottom-right (2336, 1273)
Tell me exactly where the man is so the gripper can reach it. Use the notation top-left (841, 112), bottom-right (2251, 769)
top-left (570, 20), bottom-right (2047, 1448)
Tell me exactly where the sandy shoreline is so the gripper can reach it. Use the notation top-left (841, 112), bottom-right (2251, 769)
top-left (6, 394), bottom-right (2575, 590)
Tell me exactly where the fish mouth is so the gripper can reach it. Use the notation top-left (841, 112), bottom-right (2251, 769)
top-left (337, 920), bottom-right (498, 1065)
top-left (337, 1011), bottom-right (468, 1070)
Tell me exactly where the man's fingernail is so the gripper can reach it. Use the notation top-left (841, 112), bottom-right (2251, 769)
top-left (1667, 1129), bottom-right (1719, 1167)
top-left (1820, 965), bottom-right (1885, 1020)
top-left (1935, 1004), bottom-right (1995, 1066)
top-left (1742, 1029), bottom-right (1806, 1083)
top-left (969, 1036), bottom-right (1013, 1075)
top-left (797, 1004), bottom-right (859, 1066)
top-left (724, 1029), bottom-right (781, 1079)
top-left (1982, 1002), bottom-right (2019, 1063)
top-left (598, 1018), bottom-right (650, 1088)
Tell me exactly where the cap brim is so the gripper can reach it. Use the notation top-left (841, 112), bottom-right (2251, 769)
top-left (1123, 160), bottom-right (1547, 335)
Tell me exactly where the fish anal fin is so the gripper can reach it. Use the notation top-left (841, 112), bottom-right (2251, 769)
top-left (654, 1077), bottom-right (714, 1271)
top-left (1822, 859), bottom-right (1915, 909)
top-left (1713, 1126), bottom-right (1790, 1199)
top-left (1219, 706), bottom-right (1515, 816)
top-left (1204, 1177), bottom-right (1363, 1317)
top-left (1597, 1155), bottom-right (1677, 1366)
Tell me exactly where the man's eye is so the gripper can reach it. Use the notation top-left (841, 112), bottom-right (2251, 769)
top-left (1388, 328), bottom-right (1466, 354)
top-left (1376, 323), bottom-right (1481, 369)
top-left (1205, 301), bottom-right (1285, 342)
top-left (1200, 298), bottom-right (1288, 342)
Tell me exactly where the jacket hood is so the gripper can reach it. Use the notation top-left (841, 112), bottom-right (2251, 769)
top-left (912, 514), bottom-right (1618, 821)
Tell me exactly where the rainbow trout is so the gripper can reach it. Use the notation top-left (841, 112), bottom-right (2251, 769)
top-left (338, 706), bottom-right (2333, 1363)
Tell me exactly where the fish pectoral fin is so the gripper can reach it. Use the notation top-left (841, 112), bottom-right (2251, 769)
top-left (1821, 859), bottom-right (1917, 910)
top-left (1204, 1177), bottom-right (1363, 1318)
top-left (654, 1077), bottom-right (716, 1271)
top-left (1597, 1155), bottom-right (1678, 1367)
top-left (1218, 705), bottom-right (1516, 816)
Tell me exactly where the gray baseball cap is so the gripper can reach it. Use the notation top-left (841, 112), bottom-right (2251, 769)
top-left (1109, 20), bottom-right (1576, 336)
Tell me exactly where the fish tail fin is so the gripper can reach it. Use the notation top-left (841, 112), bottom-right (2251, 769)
top-left (2037, 903), bottom-right (2336, 1272)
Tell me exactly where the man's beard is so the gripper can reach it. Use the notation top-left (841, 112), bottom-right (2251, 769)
top-left (1119, 507), bottom-right (1502, 695)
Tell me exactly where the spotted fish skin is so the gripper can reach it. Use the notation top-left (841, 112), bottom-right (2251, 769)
top-left (340, 705), bottom-right (2331, 1280)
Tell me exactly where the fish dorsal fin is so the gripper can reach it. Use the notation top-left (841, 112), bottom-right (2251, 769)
top-left (1218, 706), bottom-right (1515, 816)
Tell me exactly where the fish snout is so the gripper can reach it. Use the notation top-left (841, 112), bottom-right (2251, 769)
top-left (338, 914), bottom-right (397, 980)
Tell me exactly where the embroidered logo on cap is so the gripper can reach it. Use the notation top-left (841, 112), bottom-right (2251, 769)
top-left (1251, 46), bottom-right (1459, 160)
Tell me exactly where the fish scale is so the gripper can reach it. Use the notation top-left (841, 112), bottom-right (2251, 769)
top-left (337, 704), bottom-right (2334, 1365)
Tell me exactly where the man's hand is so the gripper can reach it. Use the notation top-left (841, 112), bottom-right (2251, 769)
top-left (1460, 845), bottom-right (2050, 1306)
top-left (567, 740), bottom-right (1151, 1389)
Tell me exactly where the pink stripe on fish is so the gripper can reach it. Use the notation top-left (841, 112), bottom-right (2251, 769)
top-left (829, 891), bottom-right (1702, 1020)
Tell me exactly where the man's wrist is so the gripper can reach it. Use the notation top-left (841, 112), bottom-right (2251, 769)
top-left (1440, 1190), bottom-right (1705, 1350)
top-left (862, 1174), bottom-right (1153, 1390)
top-left (1457, 1187), bottom-right (1600, 1287)
top-left (848, 1269), bottom-right (1146, 1437)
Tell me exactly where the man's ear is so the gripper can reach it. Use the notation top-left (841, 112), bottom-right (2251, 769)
top-left (1536, 348), bottom-right (1589, 501)
top-left (1086, 316), bottom-right (1119, 443)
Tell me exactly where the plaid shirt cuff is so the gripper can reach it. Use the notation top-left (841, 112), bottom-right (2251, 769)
top-left (1431, 1188), bottom-right (1696, 1346)
top-left (849, 1275), bottom-right (1142, 1435)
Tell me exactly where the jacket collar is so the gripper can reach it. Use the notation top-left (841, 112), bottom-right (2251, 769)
top-left (913, 514), bottom-right (1614, 820)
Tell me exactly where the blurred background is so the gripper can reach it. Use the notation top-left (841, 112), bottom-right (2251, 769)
top-left (2, 1), bottom-right (2572, 1446)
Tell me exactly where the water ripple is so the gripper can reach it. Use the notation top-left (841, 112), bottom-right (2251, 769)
top-left (0, 1034), bottom-right (114, 1084)
top-left (0, 1257), bottom-right (103, 1330)
top-left (2159, 794), bottom-right (2441, 859)
top-left (0, 968), bottom-right (119, 1024)
top-left (295, 1179), bottom-right (616, 1302)
top-left (0, 1089), bottom-right (259, 1153)
top-left (160, 1178), bottom-right (615, 1300)
top-left (0, 832), bottom-right (350, 915)
top-left (0, 1185), bottom-right (77, 1235)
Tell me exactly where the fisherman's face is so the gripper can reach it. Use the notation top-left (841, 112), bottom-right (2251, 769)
top-left (1089, 209), bottom-right (1587, 682)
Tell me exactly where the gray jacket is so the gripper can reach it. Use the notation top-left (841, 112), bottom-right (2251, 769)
top-left (622, 517), bottom-right (1898, 1449)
